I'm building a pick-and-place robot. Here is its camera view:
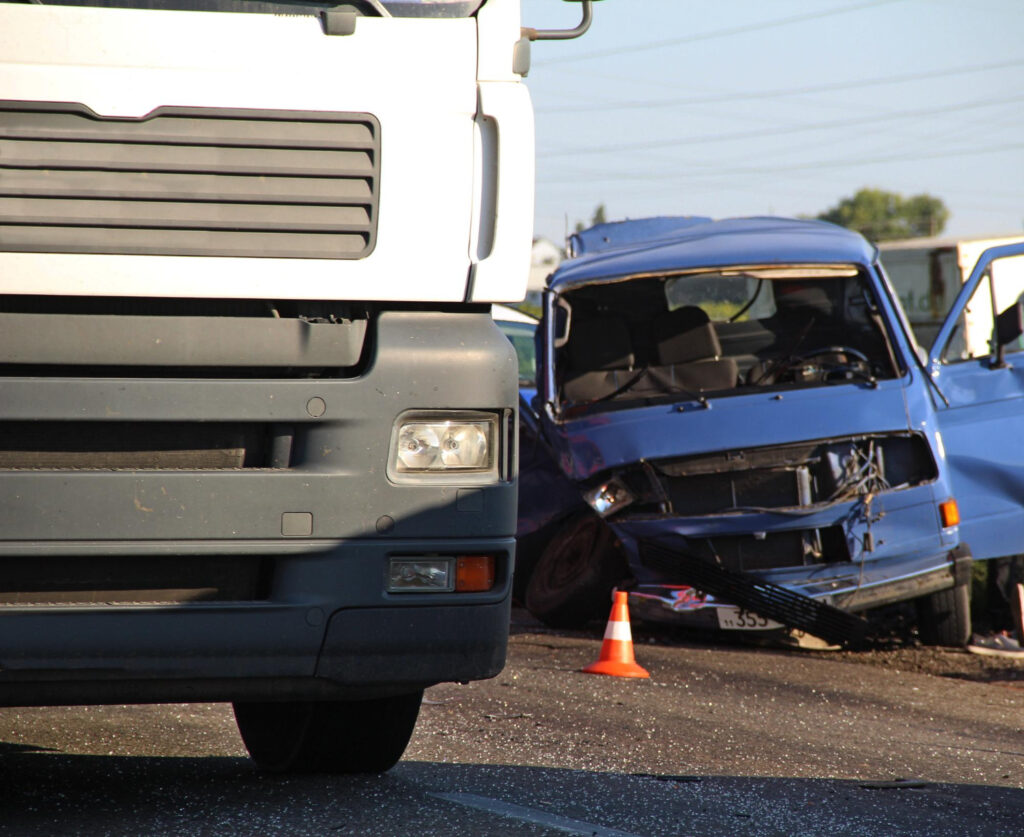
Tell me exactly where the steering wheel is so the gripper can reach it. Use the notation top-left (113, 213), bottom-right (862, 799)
top-left (767, 345), bottom-right (877, 387)
top-left (792, 345), bottom-right (870, 364)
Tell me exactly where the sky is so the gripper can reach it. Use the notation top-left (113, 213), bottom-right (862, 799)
top-left (519, 0), bottom-right (1024, 247)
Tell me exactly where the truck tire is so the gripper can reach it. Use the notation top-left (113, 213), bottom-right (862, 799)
top-left (915, 582), bottom-right (971, 647)
top-left (233, 691), bottom-right (423, 774)
top-left (525, 514), bottom-right (629, 629)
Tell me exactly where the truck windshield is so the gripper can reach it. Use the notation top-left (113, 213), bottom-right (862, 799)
top-left (3, 0), bottom-right (485, 17)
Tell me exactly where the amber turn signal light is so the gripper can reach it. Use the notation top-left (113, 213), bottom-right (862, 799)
top-left (939, 499), bottom-right (960, 528)
top-left (455, 555), bottom-right (495, 592)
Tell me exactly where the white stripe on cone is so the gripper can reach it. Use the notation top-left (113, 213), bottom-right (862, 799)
top-left (604, 619), bottom-right (633, 642)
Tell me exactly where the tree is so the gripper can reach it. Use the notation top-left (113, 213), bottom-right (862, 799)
top-left (815, 188), bottom-right (949, 241)
top-left (901, 194), bottom-right (949, 238)
top-left (575, 203), bottom-right (608, 233)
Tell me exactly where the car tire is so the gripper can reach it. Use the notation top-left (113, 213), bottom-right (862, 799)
top-left (915, 582), bottom-right (971, 647)
top-left (233, 691), bottom-right (423, 774)
top-left (525, 514), bottom-right (629, 629)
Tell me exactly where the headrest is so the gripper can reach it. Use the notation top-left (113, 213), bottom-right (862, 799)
top-left (653, 306), bottom-right (722, 364)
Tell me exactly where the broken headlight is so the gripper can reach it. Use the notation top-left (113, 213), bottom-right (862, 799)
top-left (584, 477), bottom-right (635, 517)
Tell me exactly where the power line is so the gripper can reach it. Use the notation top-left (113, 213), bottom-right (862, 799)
top-left (533, 0), bottom-right (908, 67)
top-left (538, 141), bottom-right (1024, 185)
top-left (538, 93), bottom-right (1024, 158)
top-left (535, 58), bottom-right (1024, 114)
top-left (627, 103), bottom-right (1024, 173)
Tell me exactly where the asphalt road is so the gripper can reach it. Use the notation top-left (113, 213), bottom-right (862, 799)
top-left (0, 611), bottom-right (1021, 836)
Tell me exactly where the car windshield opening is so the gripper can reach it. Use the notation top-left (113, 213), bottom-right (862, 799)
top-left (554, 266), bottom-right (902, 416)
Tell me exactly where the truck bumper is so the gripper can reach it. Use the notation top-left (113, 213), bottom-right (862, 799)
top-left (0, 310), bottom-right (519, 705)
top-left (0, 537), bottom-right (514, 707)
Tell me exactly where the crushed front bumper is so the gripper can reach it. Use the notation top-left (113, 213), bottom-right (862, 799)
top-left (626, 546), bottom-right (969, 631)
top-left (609, 479), bottom-right (967, 640)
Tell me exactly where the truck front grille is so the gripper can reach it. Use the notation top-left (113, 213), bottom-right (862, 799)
top-left (0, 555), bottom-right (272, 606)
top-left (0, 421), bottom-right (280, 470)
top-left (0, 102), bottom-right (379, 259)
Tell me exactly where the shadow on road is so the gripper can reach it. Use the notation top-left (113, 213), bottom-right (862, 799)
top-left (0, 751), bottom-right (1022, 837)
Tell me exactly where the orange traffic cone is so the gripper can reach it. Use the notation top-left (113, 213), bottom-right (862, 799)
top-left (582, 590), bottom-right (650, 678)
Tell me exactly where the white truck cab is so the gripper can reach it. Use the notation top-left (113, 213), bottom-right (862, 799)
top-left (0, 0), bottom-right (597, 773)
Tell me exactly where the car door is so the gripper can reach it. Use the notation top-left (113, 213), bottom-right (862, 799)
top-left (929, 242), bottom-right (1024, 560)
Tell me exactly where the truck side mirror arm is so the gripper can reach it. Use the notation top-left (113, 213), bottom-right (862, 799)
top-left (523, 0), bottom-right (601, 41)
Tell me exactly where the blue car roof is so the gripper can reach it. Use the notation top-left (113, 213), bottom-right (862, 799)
top-left (550, 216), bottom-right (878, 291)
top-left (568, 216), bottom-right (714, 256)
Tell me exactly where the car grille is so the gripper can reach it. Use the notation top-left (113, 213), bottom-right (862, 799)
top-left (649, 434), bottom-right (936, 516)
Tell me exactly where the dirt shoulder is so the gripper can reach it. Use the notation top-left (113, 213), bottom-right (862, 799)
top-left (803, 643), bottom-right (1024, 687)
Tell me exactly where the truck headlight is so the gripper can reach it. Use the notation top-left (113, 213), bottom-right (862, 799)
top-left (389, 412), bottom-right (498, 482)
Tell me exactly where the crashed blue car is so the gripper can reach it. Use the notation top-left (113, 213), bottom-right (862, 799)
top-left (513, 216), bottom-right (1024, 647)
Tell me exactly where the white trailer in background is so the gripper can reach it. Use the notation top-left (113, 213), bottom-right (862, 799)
top-left (879, 234), bottom-right (1024, 355)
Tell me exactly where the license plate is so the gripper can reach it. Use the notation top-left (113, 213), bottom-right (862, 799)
top-left (716, 606), bottom-right (784, 631)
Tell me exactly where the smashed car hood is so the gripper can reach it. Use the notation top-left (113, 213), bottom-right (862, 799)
top-left (549, 381), bottom-right (911, 481)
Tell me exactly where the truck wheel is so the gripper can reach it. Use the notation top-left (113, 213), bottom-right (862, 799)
top-left (233, 691), bottom-right (423, 774)
top-left (525, 514), bottom-right (629, 629)
top-left (915, 582), bottom-right (971, 647)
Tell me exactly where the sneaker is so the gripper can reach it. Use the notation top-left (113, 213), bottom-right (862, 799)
top-left (966, 633), bottom-right (1024, 658)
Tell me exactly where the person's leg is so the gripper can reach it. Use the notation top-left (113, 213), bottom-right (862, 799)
top-left (987, 556), bottom-right (1014, 634)
top-left (967, 556), bottom-right (1024, 656)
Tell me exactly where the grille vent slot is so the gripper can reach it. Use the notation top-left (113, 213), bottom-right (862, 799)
top-left (0, 102), bottom-right (379, 259)
top-left (0, 555), bottom-right (273, 606)
top-left (0, 421), bottom-right (278, 470)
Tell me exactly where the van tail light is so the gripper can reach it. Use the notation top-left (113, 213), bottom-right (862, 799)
top-left (939, 499), bottom-right (960, 528)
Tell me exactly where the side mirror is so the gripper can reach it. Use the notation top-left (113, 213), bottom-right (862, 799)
top-left (523, 0), bottom-right (602, 42)
top-left (992, 301), bottom-right (1024, 368)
